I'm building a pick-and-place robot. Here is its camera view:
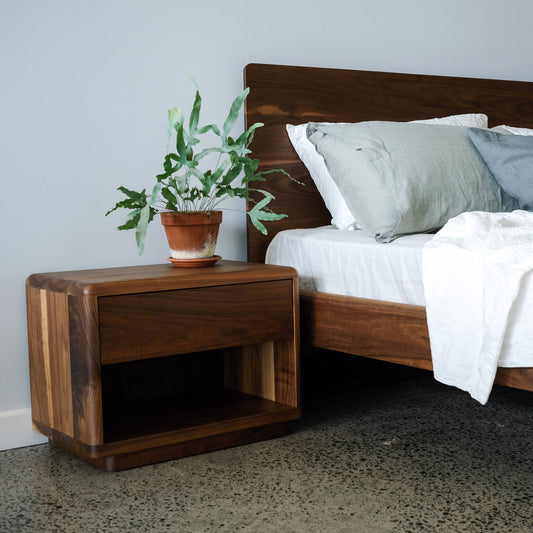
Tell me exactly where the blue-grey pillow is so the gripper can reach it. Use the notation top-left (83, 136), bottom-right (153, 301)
top-left (307, 121), bottom-right (517, 242)
top-left (468, 128), bottom-right (533, 210)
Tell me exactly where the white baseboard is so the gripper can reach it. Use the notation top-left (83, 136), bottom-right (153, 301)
top-left (0, 408), bottom-right (48, 451)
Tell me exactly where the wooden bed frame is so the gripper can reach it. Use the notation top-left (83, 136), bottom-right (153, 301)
top-left (244, 62), bottom-right (533, 392)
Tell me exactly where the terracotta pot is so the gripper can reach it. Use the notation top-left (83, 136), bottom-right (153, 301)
top-left (160, 211), bottom-right (222, 263)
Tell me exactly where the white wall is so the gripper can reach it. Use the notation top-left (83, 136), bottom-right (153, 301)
top-left (2, 0), bottom-right (533, 449)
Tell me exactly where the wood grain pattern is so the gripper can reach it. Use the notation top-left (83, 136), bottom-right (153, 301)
top-left (301, 291), bottom-right (432, 370)
top-left (46, 290), bottom-right (73, 436)
top-left (68, 295), bottom-right (103, 446)
top-left (39, 291), bottom-right (53, 424)
top-left (224, 343), bottom-right (276, 401)
top-left (494, 367), bottom-right (533, 392)
top-left (25, 284), bottom-right (74, 437)
top-left (26, 284), bottom-right (51, 431)
top-left (274, 339), bottom-right (300, 407)
top-left (99, 280), bottom-right (293, 364)
top-left (279, 276), bottom-right (300, 407)
top-left (301, 290), bottom-right (533, 391)
top-left (50, 422), bottom-right (290, 472)
top-left (27, 261), bottom-right (296, 297)
top-left (224, 276), bottom-right (300, 407)
top-left (100, 390), bottom-right (297, 448)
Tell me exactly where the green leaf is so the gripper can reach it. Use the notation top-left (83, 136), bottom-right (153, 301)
top-left (236, 122), bottom-right (263, 147)
top-left (253, 210), bottom-right (287, 221)
top-left (240, 158), bottom-right (260, 183)
top-left (248, 209), bottom-right (287, 234)
top-left (168, 108), bottom-right (182, 131)
top-left (194, 147), bottom-right (222, 162)
top-left (244, 157), bottom-right (259, 168)
top-left (117, 186), bottom-right (145, 201)
top-left (223, 87), bottom-right (249, 138)
top-left (186, 167), bottom-right (205, 181)
top-left (189, 90), bottom-right (201, 136)
top-left (248, 190), bottom-right (272, 212)
top-left (174, 176), bottom-right (188, 194)
top-left (163, 154), bottom-right (174, 173)
top-left (175, 123), bottom-right (187, 161)
top-left (161, 187), bottom-right (177, 206)
top-left (135, 204), bottom-right (151, 255)
top-left (247, 189), bottom-right (287, 235)
top-left (106, 199), bottom-right (136, 216)
top-left (105, 187), bottom-right (147, 216)
top-left (221, 162), bottom-right (242, 185)
top-left (198, 123), bottom-right (221, 136)
top-left (149, 182), bottom-right (162, 205)
top-left (117, 211), bottom-right (140, 230)
top-left (167, 108), bottom-right (183, 150)
top-left (124, 207), bottom-right (142, 221)
top-left (215, 186), bottom-right (249, 199)
top-left (211, 159), bottom-right (229, 180)
top-left (202, 160), bottom-right (228, 195)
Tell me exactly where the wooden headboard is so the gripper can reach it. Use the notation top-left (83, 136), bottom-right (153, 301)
top-left (244, 63), bottom-right (533, 262)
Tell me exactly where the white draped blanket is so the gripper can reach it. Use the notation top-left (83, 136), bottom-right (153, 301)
top-left (422, 210), bottom-right (533, 404)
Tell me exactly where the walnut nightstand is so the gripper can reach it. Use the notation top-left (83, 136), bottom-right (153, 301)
top-left (26, 261), bottom-right (300, 471)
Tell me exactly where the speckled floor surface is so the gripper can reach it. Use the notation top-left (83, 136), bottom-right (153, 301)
top-left (1, 358), bottom-right (533, 533)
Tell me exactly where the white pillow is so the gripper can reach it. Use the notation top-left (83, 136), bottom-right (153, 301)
top-left (287, 114), bottom-right (488, 230)
top-left (413, 113), bottom-right (488, 128)
top-left (286, 122), bottom-right (358, 230)
top-left (492, 124), bottom-right (533, 136)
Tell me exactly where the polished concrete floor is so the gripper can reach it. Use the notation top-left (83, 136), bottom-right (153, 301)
top-left (2, 355), bottom-right (533, 533)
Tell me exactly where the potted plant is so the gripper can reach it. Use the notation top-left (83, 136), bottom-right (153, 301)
top-left (106, 82), bottom-right (290, 266)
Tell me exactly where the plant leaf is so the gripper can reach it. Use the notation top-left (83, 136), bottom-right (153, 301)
top-left (194, 147), bottom-right (221, 162)
top-left (221, 162), bottom-right (242, 185)
top-left (117, 211), bottom-right (140, 230)
top-left (168, 108), bottom-right (182, 131)
top-left (236, 122), bottom-right (263, 147)
top-left (189, 90), bottom-right (201, 136)
top-left (105, 187), bottom-right (147, 216)
top-left (167, 108), bottom-right (183, 151)
top-left (135, 204), bottom-right (151, 254)
top-left (247, 190), bottom-right (287, 235)
top-left (175, 123), bottom-right (187, 162)
top-left (223, 87), bottom-right (249, 138)
top-left (198, 123), bottom-right (221, 136)
top-left (117, 186), bottom-right (145, 200)
top-left (161, 187), bottom-right (177, 206)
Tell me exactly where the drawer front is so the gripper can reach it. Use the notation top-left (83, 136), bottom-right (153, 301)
top-left (99, 280), bottom-right (294, 364)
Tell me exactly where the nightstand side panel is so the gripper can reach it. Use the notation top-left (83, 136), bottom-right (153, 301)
top-left (68, 295), bottom-right (104, 446)
top-left (26, 284), bottom-right (74, 438)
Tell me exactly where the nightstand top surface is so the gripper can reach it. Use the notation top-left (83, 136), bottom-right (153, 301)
top-left (26, 260), bottom-right (297, 297)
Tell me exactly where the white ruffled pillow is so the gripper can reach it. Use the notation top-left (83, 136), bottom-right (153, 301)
top-left (287, 114), bottom-right (488, 230)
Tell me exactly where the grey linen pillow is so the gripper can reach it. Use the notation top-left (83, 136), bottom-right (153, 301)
top-left (468, 127), bottom-right (533, 210)
top-left (307, 121), bottom-right (517, 242)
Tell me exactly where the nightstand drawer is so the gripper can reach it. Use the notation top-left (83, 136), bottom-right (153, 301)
top-left (99, 280), bottom-right (294, 364)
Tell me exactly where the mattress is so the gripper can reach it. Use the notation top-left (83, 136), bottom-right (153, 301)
top-left (265, 226), bottom-right (533, 368)
top-left (266, 226), bottom-right (430, 305)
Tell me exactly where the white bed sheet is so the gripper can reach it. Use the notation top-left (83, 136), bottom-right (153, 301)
top-left (266, 226), bottom-right (430, 305)
top-left (265, 226), bottom-right (533, 368)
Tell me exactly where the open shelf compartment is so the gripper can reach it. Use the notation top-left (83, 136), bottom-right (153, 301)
top-left (100, 345), bottom-right (299, 450)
